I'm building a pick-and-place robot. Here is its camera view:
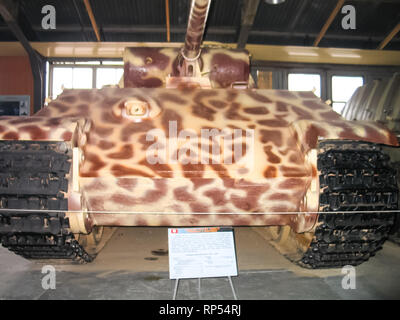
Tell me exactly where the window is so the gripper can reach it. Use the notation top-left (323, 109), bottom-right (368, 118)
top-left (96, 68), bottom-right (124, 89)
top-left (288, 73), bottom-right (321, 97)
top-left (52, 67), bottom-right (93, 97)
top-left (331, 75), bottom-right (364, 114)
top-left (49, 60), bottom-right (123, 98)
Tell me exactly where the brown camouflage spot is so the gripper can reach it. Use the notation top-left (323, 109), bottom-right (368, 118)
top-left (117, 178), bottom-right (138, 191)
top-left (258, 119), bottom-right (288, 127)
top-left (291, 105), bottom-right (312, 119)
top-left (85, 153), bottom-right (107, 172)
top-left (230, 194), bottom-right (253, 211)
top-left (275, 90), bottom-right (298, 100)
top-left (243, 106), bottom-right (269, 115)
top-left (19, 125), bottom-right (47, 140)
top-left (174, 187), bottom-right (196, 202)
top-left (45, 118), bottom-right (63, 127)
top-left (3, 131), bottom-right (19, 140)
top-left (264, 166), bottom-right (277, 178)
top-left (158, 92), bottom-right (187, 105)
top-left (162, 109), bottom-right (183, 137)
top-left (271, 205), bottom-right (291, 213)
top-left (110, 164), bottom-right (153, 177)
top-left (62, 131), bottom-right (73, 141)
top-left (302, 100), bottom-right (326, 110)
top-left (263, 146), bottom-right (281, 164)
top-left (225, 103), bottom-right (249, 121)
top-left (107, 145), bottom-right (134, 159)
top-left (281, 165), bottom-right (307, 177)
top-left (190, 202), bottom-right (209, 213)
top-left (142, 180), bottom-right (167, 203)
top-left (209, 163), bottom-right (230, 178)
top-left (260, 129), bottom-right (283, 146)
top-left (278, 178), bottom-right (305, 189)
top-left (297, 92), bottom-right (317, 99)
top-left (111, 194), bottom-right (138, 206)
top-left (98, 140), bottom-right (115, 150)
top-left (276, 101), bottom-right (288, 112)
top-left (59, 95), bottom-right (78, 103)
top-left (192, 103), bottom-right (216, 121)
top-left (319, 111), bottom-right (342, 120)
top-left (190, 178), bottom-right (213, 190)
top-left (246, 91), bottom-right (272, 103)
top-left (209, 100), bottom-right (228, 109)
top-left (204, 188), bottom-right (227, 206)
top-left (269, 193), bottom-right (291, 201)
top-left (93, 125), bottom-right (114, 137)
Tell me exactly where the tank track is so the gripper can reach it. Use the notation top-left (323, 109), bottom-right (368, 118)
top-left (0, 141), bottom-right (93, 263)
top-left (300, 140), bottom-right (398, 268)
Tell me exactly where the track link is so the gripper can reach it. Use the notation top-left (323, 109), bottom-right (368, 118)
top-left (0, 141), bottom-right (93, 263)
top-left (300, 141), bottom-right (398, 268)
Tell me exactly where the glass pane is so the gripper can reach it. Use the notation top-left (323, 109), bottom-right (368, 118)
top-left (72, 68), bottom-right (93, 89)
top-left (102, 60), bottom-right (124, 65)
top-left (332, 76), bottom-right (363, 102)
top-left (52, 67), bottom-right (73, 97)
top-left (75, 61), bottom-right (100, 65)
top-left (288, 73), bottom-right (321, 97)
top-left (332, 102), bottom-right (346, 114)
top-left (96, 68), bottom-right (124, 88)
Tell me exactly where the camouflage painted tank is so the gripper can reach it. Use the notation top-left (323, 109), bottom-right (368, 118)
top-left (0, 0), bottom-right (398, 268)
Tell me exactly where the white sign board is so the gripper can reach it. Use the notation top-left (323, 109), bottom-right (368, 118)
top-left (168, 227), bottom-right (238, 279)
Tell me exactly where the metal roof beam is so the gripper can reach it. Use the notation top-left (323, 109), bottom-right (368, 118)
top-left (72, 0), bottom-right (88, 41)
top-left (165, 0), bottom-right (170, 42)
top-left (378, 22), bottom-right (400, 49)
top-left (83, 0), bottom-right (101, 41)
top-left (237, 0), bottom-right (260, 49)
top-left (313, 0), bottom-right (345, 47)
top-left (287, 0), bottom-right (309, 35)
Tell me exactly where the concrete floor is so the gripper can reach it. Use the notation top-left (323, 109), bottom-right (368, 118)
top-left (0, 227), bottom-right (399, 300)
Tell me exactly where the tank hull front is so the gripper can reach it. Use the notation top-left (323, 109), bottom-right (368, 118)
top-left (0, 88), bottom-right (397, 233)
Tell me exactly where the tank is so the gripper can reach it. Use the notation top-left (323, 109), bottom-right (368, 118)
top-left (0, 0), bottom-right (398, 268)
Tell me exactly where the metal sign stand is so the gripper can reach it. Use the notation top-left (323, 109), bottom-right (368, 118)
top-left (172, 276), bottom-right (238, 300)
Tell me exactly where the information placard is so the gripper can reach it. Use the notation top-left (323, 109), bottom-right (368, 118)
top-left (168, 227), bottom-right (238, 279)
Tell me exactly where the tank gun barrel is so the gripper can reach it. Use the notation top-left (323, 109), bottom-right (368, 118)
top-left (182, 0), bottom-right (211, 60)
